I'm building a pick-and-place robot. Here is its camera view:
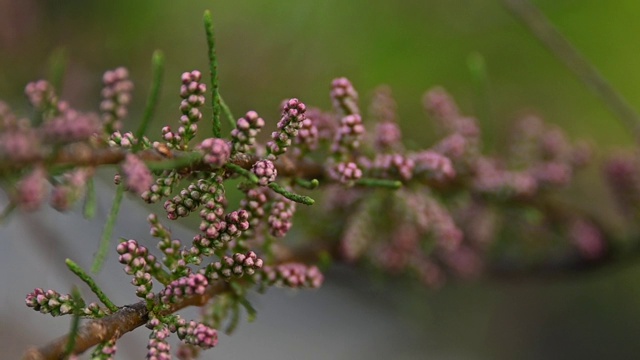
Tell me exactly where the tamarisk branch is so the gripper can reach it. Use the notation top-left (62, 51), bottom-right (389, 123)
top-left (22, 282), bottom-right (230, 360)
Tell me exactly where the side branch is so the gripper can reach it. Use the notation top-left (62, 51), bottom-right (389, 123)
top-left (0, 147), bottom-right (324, 180)
top-left (22, 282), bottom-right (230, 360)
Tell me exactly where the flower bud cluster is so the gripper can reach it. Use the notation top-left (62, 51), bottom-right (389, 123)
top-left (42, 109), bottom-right (101, 143)
top-left (177, 320), bottom-right (218, 349)
top-left (147, 326), bottom-right (171, 360)
top-left (305, 107), bottom-right (336, 141)
top-left (369, 153), bottom-right (414, 181)
top-left (160, 71), bottom-right (206, 149)
top-left (2, 73), bottom-right (134, 214)
top-left (16, 166), bottom-right (47, 211)
top-left (331, 77), bottom-right (359, 116)
top-left (196, 180), bottom-right (226, 235)
top-left (160, 273), bottom-right (208, 304)
top-left (0, 127), bottom-right (40, 162)
top-left (224, 209), bottom-right (251, 239)
top-left (293, 116), bottom-right (319, 157)
top-left (164, 179), bottom-right (214, 220)
top-left (92, 338), bottom-right (117, 360)
top-left (176, 344), bottom-right (199, 360)
top-left (25, 288), bottom-right (76, 316)
top-left (423, 87), bottom-right (480, 140)
top-left (259, 263), bottom-right (324, 289)
top-left (329, 161), bottom-right (363, 185)
top-left (433, 133), bottom-right (470, 163)
top-left (0, 101), bottom-right (17, 129)
top-left (50, 168), bottom-right (93, 211)
top-left (374, 121), bottom-right (402, 151)
top-left (267, 98), bottom-right (307, 158)
top-left (100, 67), bottom-right (133, 133)
top-left (472, 157), bottom-right (538, 198)
top-left (25, 80), bottom-right (57, 112)
top-left (370, 86), bottom-right (402, 151)
top-left (2, 80), bottom-right (120, 215)
top-left (179, 71), bottom-right (207, 145)
top-left (148, 214), bottom-right (183, 271)
top-left (251, 159), bottom-right (277, 186)
top-left (240, 187), bottom-right (270, 228)
top-left (529, 161), bottom-right (572, 187)
top-left (160, 125), bottom-right (177, 146)
top-left (506, 117), bottom-right (588, 189)
top-left (569, 218), bottom-right (605, 260)
top-left (422, 86), bottom-right (459, 125)
top-left (268, 197), bottom-right (296, 238)
top-left (203, 251), bottom-right (263, 281)
top-left (198, 138), bottom-right (230, 168)
top-left (231, 110), bottom-right (265, 154)
top-left (410, 150), bottom-right (455, 182)
top-left (195, 205), bottom-right (249, 253)
top-left (122, 154), bottom-right (153, 195)
top-left (539, 126), bottom-right (570, 160)
top-left (331, 114), bottom-right (365, 154)
top-left (117, 239), bottom-right (161, 299)
top-left (108, 131), bottom-right (138, 148)
top-left (192, 208), bottom-right (251, 255)
top-left (426, 200), bottom-right (463, 251)
top-left (25, 288), bottom-right (108, 318)
top-left (605, 153), bottom-right (640, 215)
top-left (142, 171), bottom-right (179, 204)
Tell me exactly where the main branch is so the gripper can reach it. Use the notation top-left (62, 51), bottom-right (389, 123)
top-left (22, 282), bottom-right (230, 360)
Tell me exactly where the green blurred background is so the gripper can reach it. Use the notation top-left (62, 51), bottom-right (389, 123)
top-left (2, 0), bottom-right (638, 147)
top-left (3, 1), bottom-right (640, 359)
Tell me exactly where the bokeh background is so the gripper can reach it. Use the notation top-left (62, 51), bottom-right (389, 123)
top-left (2, 1), bottom-right (640, 359)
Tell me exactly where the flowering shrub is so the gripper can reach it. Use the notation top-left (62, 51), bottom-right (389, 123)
top-left (2, 8), bottom-right (639, 360)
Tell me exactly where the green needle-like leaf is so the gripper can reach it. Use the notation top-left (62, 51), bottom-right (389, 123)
top-left (83, 178), bottom-right (97, 220)
top-left (91, 184), bottom-right (124, 274)
top-left (268, 182), bottom-right (315, 205)
top-left (135, 50), bottom-right (165, 146)
top-left (204, 10), bottom-right (222, 138)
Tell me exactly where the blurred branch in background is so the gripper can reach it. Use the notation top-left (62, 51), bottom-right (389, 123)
top-left (502, 0), bottom-right (640, 138)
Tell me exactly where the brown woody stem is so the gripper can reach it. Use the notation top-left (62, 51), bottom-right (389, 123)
top-left (22, 281), bottom-right (230, 360)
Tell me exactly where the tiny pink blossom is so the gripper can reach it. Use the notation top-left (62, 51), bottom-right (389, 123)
top-left (252, 159), bottom-right (277, 186)
top-left (198, 138), bottom-right (230, 167)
